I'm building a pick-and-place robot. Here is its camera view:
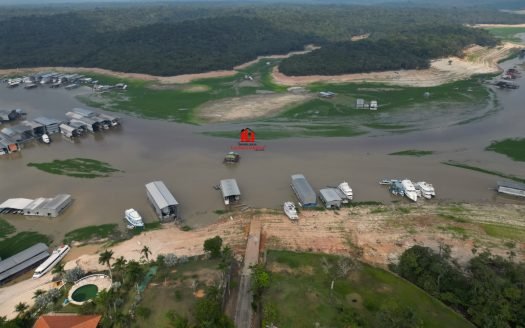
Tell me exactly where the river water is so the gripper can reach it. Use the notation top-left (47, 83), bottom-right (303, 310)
top-left (0, 57), bottom-right (524, 240)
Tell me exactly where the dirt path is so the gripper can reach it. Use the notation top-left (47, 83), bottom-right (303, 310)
top-left (272, 43), bottom-right (524, 87)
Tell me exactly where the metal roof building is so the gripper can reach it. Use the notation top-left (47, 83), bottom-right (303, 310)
top-left (220, 179), bottom-right (241, 205)
top-left (145, 181), bottom-right (179, 222)
top-left (319, 188), bottom-right (343, 209)
top-left (291, 174), bottom-right (317, 207)
top-left (33, 117), bottom-right (61, 134)
top-left (497, 181), bottom-right (525, 198)
top-left (72, 108), bottom-right (96, 118)
top-left (0, 243), bottom-right (49, 284)
top-left (66, 113), bottom-right (100, 132)
top-left (24, 194), bottom-right (72, 217)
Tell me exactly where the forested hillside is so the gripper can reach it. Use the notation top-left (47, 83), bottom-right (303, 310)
top-left (0, 3), bottom-right (522, 76)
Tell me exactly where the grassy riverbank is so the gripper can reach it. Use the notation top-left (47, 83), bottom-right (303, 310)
top-left (0, 232), bottom-right (52, 259)
top-left (28, 158), bottom-right (120, 178)
top-left (486, 138), bottom-right (525, 162)
top-left (389, 150), bottom-right (434, 157)
top-left (443, 161), bottom-right (525, 184)
top-left (485, 27), bottom-right (525, 42)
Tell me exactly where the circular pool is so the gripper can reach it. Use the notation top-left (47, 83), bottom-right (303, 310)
top-left (68, 274), bottom-right (112, 306)
top-left (71, 284), bottom-right (99, 302)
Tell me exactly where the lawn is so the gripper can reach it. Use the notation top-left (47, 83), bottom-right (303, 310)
top-left (263, 250), bottom-right (473, 328)
top-left (443, 161), bottom-right (525, 184)
top-left (486, 138), bottom-right (525, 162)
top-left (485, 27), bottom-right (525, 43)
top-left (0, 232), bottom-right (52, 259)
top-left (389, 150), bottom-right (434, 157)
top-left (27, 158), bottom-right (120, 178)
top-left (482, 223), bottom-right (525, 242)
top-left (0, 217), bottom-right (16, 238)
top-left (134, 258), bottom-right (222, 327)
top-left (63, 224), bottom-right (119, 244)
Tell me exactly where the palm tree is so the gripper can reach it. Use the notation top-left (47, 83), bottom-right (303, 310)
top-left (32, 289), bottom-right (46, 299)
top-left (14, 302), bottom-right (29, 316)
top-left (99, 249), bottom-right (114, 279)
top-left (140, 245), bottom-right (152, 262)
top-left (52, 262), bottom-right (65, 280)
top-left (112, 256), bottom-right (127, 279)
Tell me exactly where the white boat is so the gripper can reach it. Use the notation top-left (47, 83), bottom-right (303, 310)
top-left (401, 179), bottom-right (418, 202)
top-left (124, 208), bottom-right (144, 228)
top-left (283, 201), bottom-right (298, 220)
top-left (41, 134), bottom-right (51, 144)
top-left (415, 181), bottom-right (435, 199)
top-left (338, 181), bottom-right (353, 200)
top-left (379, 179), bottom-right (393, 185)
top-left (7, 79), bottom-right (21, 88)
top-left (33, 245), bottom-right (70, 279)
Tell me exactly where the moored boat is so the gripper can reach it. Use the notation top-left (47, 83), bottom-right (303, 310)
top-left (401, 179), bottom-right (418, 202)
top-left (33, 245), bottom-right (70, 279)
top-left (124, 208), bottom-right (144, 228)
top-left (415, 181), bottom-right (435, 199)
top-left (283, 201), bottom-right (298, 220)
top-left (338, 181), bottom-right (353, 200)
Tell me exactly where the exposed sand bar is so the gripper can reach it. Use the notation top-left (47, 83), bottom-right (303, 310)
top-left (272, 43), bottom-right (524, 87)
top-left (0, 45), bottom-right (318, 85)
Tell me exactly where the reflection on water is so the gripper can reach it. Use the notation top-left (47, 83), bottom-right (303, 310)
top-left (1, 57), bottom-right (524, 240)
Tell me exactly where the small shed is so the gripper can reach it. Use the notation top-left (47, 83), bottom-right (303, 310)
top-left (291, 174), bottom-right (317, 207)
top-left (220, 179), bottom-right (240, 205)
top-left (319, 188), bottom-right (342, 209)
top-left (497, 181), bottom-right (525, 198)
top-left (59, 124), bottom-right (80, 138)
top-left (355, 99), bottom-right (365, 109)
top-left (145, 181), bottom-right (179, 222)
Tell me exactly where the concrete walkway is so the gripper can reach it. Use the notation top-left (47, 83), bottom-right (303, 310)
top-left (234, 219), bottom-right (261, 328)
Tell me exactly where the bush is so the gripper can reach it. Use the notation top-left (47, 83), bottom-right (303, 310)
top-left (204, 236), bottom-right (223, 258)
top-left (163, 253), bottom-right (178, 267)
top-left (64, 267), bottom-right (85, 284)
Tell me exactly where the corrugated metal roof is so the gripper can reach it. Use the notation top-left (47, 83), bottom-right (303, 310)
top-left (320, 188), bottom-right (342, 202)
top-left (220, 179), bottom-right (240, 198)
top-left (497, 180), bottom-right (525, 191)
top-left (44, 194), bottom-right (72, 210)
top-left (0, 252), bottom-right (49, 282)
top-left (72, 108), bottom-right (95, 118)
top-left (34, 117), bottom-right (61, 126)
top-left (291, 174), bottom-right (317, 206)
top-left (59, 124), bottom-right (77, 133)
top-left (0, 243), bottom-right (49, 275)
top-left (145, 181), bottom-right (178, 209)
top-left (25, 198), bottom-right (48, 211)
top-left (0, 198), bottom-right (34, 210)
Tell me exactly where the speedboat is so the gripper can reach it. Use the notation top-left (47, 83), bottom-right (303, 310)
top-left (283, 201), bottom-right (298, 220)
top-left (401, 179), bottom-right (418, 202)
top-left (415, 181), bottom-right (435, 199)
top-left (124, 208), bottom-right (144, 228)
top-left (41, 134), bottom-right (51, 144)
top-left (338, 181), bottom-right (353, 200)
top-left (33, 245), bottom-right (70, 279)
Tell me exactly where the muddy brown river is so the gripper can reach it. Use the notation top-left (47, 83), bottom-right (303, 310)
top-left (1, 58), bottom-right (524, 241)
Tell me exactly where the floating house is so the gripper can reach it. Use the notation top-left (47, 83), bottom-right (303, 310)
top-left (0, 134), bottom-right (20, 155)
top-left (0, 243), bottom-right (49, 284)
top-left (22, 120), bottom-right (46, 138)
top-left (0, 109), bottom-right (22, 122)
top-left (0, 194), bottom-right (72, 217)
top-left (291, 174), bottom-right (317, 207)
top-left (145, 181), bottom-right (179, 222)
top-left (319, 188), bottom-right (343, 209)
top-left (59, 124), bottom-right (80, 138)
top-left (72, 108), bottom-right (96, 118)
top-left (497, 181), bottom-right (525, 198)
top-left (220, 179), bottom-right (241, 205)
top-left (33, 117), bottom-right (61, 134)
top-left (66, 113), bottom-right (100, 132)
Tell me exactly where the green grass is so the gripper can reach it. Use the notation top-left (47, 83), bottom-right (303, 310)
top-left (485, 27), bottom-right (525, 42)
top-left (28, 158), bottom-right (120, 178)
top-left (438, 226), bottom-right (468, 239)
top-left (438, 213), bottom-right (468, 223)
top-left (0, 232), bottom-right (52, 259)
top-left (482, 223), bottom-right (525, 242)
top-left (264, 251), bottom-right (473, 328)
top-left (389, 150), bottom-right (434, 157)
top-left (486, 138), bottom-right (525, 162)
top-left (63, 224), bottom-right (119, 244)
top-left (0, 217), bottom-right (16, 238)
top-left (443, 161), bottom-right (525, 184)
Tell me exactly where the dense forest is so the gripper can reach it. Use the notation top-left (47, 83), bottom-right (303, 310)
top-left (394, 246), bottom-right (525, 327)
top-left (0, 3), bottom-right (523, 76)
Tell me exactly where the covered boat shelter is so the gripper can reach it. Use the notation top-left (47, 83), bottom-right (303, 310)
top-left (291, 174), bottom-right (317, 207)
top-left (220, 179), bottom-right (240, 205)
top-left (0, 243), bottom-right (49, 284)
top-left (145, 181), bottom-right (179, 222)
top-left (497, 181), bottom-right (525, 198)
top-left (319, 188), bottom-right (343, 209)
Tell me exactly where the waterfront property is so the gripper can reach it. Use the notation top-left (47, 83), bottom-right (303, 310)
top-left (145, 181), bottom-right (179, 222)
top-left (0, 134), bottom-right (21, 155)
top-left (0, 194), bottom-right (72, 217)
top-left (0, 109), bottom-right (23, 122)
top-left (319, 188), bottom-right (343, 209)
top-left (291, 174), bottom-right (317, 208)
top-left (0, 243), bottom-right (49, 284)
top-left (33, 315), bottom-right (102, 328)
top-left (33, 117), bottom-right (62, 135)
top-left (497, 180), bottom-right (525, 198)
top-left (67, 274), bottom-right (112, 306)
top-left (220, 179), bottom-right (241, 205)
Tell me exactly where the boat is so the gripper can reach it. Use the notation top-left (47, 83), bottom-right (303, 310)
top-left (379, 179), bottom-right (393, 185)
top-left (223, 151), bottom-right (240, 164)
top-left (401, 179), bottom-right (418, 202)
top-left (337, 181), bottom-right (353, 200)
top-left (33, 245), bottom-right (70, 279)
top-left (41, 134), bottom-right (51, 144)
top-left (415, 181), bottom-right (435, 199)
top-left (124, 208), bottom-right (144, 228)
top-left (7, 79), bottom-right (21, 88)
top-left (283, 201), bottom-right (298, 220)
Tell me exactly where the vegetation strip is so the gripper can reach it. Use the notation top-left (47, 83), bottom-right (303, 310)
top-left (443, 161), bottom-right (525, 184)
top-left (63, 224), bottom-right (119, 244)
top-left (0, 232), bottom-right (52, 259)
top-left (0, 217), bottom-right (16, 239)
top-left (389, 150), bottom-right (434, 157)
top-left (486, 138), bottom-right (525, 162)
top-left (27, 158), bottom-right (120, 178)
